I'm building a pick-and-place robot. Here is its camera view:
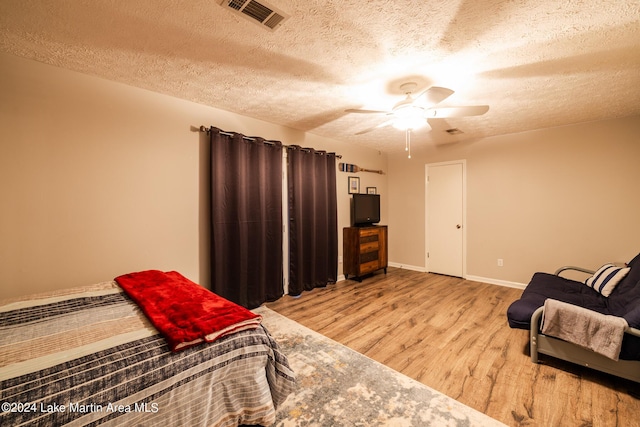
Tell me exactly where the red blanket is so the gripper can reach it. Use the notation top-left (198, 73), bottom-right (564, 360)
top-left (115, 270), bottom-right (262, 351)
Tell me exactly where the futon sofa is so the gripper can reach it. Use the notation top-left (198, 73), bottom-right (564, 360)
top-left (507, 252), bottom-right (640, 383)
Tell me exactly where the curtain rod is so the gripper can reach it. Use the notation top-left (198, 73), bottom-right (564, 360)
top-left (199, 126), bottom-right (341, 159)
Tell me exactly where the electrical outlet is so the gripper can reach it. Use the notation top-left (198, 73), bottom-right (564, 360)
top-left (497, 259), bottom-right (504, 267)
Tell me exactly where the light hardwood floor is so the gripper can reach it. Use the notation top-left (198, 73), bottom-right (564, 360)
top-left (265, 268), bottom-right (640, 427)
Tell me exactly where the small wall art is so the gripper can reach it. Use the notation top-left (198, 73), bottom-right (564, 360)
top-left (348, 176), bottom-right (360, 194)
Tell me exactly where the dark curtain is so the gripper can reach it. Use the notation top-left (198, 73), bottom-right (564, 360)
top-left (287, 146), bottom-right (338, 295)
top-left (209, 127), bottom-right (283, 309)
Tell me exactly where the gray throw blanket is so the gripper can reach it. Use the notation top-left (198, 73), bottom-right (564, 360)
top-left (541, 299), bottom-right (628, 361)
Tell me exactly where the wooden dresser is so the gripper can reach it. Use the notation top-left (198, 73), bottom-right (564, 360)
top-left (343, 225), bottom-right (388, 281)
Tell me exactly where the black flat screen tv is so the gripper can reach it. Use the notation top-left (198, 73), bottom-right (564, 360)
top-left (352, 193), bottom-right (380, 226)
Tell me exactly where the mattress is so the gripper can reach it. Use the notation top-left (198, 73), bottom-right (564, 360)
top-left (0, 281), bottom-right (295, 426)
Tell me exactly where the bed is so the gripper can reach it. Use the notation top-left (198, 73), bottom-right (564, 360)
top-left (0, 272), bottom-right (296, 426)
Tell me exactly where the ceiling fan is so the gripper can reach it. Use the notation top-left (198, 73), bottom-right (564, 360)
top-left (345, 82), bottom-right (489, 158)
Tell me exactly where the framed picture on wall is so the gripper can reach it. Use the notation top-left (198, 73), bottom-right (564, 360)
top-left (348, 176), bottom-right (360, 194)
top-left (366, 187), bottom-right (377, 194)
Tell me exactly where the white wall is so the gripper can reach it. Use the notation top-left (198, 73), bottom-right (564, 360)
top-left (387, 116), bottom-right (640, 285)
top-left (0, 53), bottom-right (387, 299)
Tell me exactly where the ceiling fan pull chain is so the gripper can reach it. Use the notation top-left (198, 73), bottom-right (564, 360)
top-left (405, 129), bottom-right (408, 152)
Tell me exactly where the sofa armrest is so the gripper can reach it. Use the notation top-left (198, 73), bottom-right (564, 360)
top-left (554, 266), bottom-right (596, 277)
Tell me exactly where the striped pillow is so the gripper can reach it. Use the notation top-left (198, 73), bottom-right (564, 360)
top-left (584, 263), bottom-right (630, 297)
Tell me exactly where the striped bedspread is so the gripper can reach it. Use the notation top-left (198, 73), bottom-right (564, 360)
top-left (0, 281), bottom-right (295, 427)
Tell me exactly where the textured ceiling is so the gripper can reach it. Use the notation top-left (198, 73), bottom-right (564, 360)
top-left (1, 0), bottom-right (639, 153)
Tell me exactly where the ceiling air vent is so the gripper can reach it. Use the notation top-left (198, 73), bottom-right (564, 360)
top-left (446, 128), bottom-right (464, 135)
top-left (219, 0), bottom-right (289, 31)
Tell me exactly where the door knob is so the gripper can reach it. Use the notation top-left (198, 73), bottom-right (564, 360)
top-left (456, 224), bottom-right (462, 229)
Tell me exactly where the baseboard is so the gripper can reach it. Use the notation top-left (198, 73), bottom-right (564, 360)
top-left (465, 275), bottom-right (527, 290)
top-left (388, 262), bottom-right (426, 273)
top-left (379, 264), bottom-right (527, 289)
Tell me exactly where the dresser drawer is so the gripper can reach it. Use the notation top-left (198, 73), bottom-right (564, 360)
top-left (360, 241), bottom-right (379, 253)
top-left (360, 233), bottom-right (379, 243)
top-left (360, 250), bottom-right (379, 264)
top-left (360, 260), bottom-right (379, 274)
top-left (359, 228), bottom-right (380, 238)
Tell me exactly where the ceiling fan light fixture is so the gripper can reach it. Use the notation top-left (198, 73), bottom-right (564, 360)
top-left (392, 105), bottom-right (426, 130)
top-left (345, 83), bottom-right (488, 158)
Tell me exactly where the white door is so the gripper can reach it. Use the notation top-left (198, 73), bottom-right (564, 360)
top-left (426, 161), bottom-right (465, 277)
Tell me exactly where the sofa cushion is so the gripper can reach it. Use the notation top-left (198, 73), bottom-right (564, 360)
top-left (606, 253), bottom-right (640, 322)
top-left (506, 272), bottom-right (609, 329)
top-left (584, 264), bottom-right (630, 297)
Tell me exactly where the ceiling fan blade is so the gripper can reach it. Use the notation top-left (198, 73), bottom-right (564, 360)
top-left (428, 105), bottom-right (489, 118)
top-left (345, 108), bottom-right (389, 114)
top-left (355, 119), bottom-right (394, 135)
top-left (415, 86), bottom-right (455, 107)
